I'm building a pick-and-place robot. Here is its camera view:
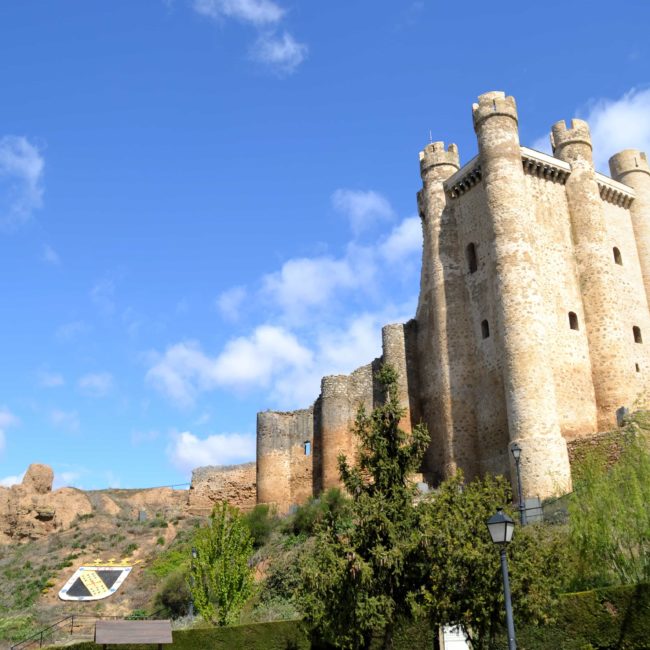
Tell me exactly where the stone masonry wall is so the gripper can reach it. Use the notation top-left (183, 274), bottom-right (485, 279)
top-left (189, 462), bottom-right (257, 514)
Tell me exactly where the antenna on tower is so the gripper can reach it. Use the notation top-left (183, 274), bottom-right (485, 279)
top-left (429, 129), bottom-right (433, 144)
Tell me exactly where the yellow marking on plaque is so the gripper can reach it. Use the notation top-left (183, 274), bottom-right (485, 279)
top-left (79, 570), bottom-right (106, 597)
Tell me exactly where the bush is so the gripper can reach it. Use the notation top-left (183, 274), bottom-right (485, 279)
top-left (153, 570), bottom-right (191, 619)
top-left (286, 489), bottom-right (346, 537)
top-left (243, 504), bottom-right (277, 549)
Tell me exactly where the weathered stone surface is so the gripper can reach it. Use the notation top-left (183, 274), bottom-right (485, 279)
top-left (189, 462), bottom-right (256, 514)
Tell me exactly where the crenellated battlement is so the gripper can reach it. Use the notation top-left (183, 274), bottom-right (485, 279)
top-left (472, 91), bottom-right (518, 130)
top-left (419, 141), bottom-right (460, 176)
top-left (551, 119), bottom-right (593, 159)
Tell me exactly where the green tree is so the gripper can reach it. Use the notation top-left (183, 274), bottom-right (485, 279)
top-left (299, 364), bottom-right (430, 649)
top-left (415, 473), bottom-right (566, 650)
top-left (568, 417), bottom-right (650, 589)
top-left (190, 502), bottom-right (254, 625)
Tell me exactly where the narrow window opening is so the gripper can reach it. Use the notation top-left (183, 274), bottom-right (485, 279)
top-left (568, 312), bottom-right (579, 331)
top-left (304, 441), bottom-right (311, 456)
top-left (613, 247), bottom-right (623, 265)
top-left (481, 319), bottom-right (490, 339)
top-left (466, 243), bottom-right (478, 274)
top-left (636, 363), bottom-right (640, 373)
top-left (634, 326), bottom-right (643, 344)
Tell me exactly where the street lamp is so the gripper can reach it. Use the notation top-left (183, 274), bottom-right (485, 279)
top-left (486, 508), bottom-right (517, 650)
top-left (189, 547), bottom-right (197, 618)
top-left (510, 443), bottom-right (527, 526)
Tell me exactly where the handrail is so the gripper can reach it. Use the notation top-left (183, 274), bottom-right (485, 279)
top-left (10, 609), bottom-right (168, 649)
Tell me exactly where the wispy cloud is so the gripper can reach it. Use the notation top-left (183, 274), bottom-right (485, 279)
top-left (37, 369), bottom-right (65, 388)
top-left (78, 372), bottom-right (114, 397)
top-left (250, 31), bottom-right (308, 76)
top-left (56, 320), bottom-right (89, 342)
top-left (91, 278), bottom-right (116, 315)
top-left (216, 285), bottom-right (247, 321)
top-left (53, 471), bottom-right (81, 489)
top-left (380, 216), bottom-right (421, 263)
top-left (332, 189), bottom-right (395, 235)
top-left (193, 0), bottom-right (284, 25)
top-left (0, 407), bottom-right (19, 455)
top-left (146, 325), bottom-right (312, 407)
top-left (42, 244), bottom-right (60, 265)
top-left (50, 409), bottom-right (80, 432)
top-left (191, 0), bottom-right (307, 75)
top-left (168, 430), bottom-right (255, 471)
top-left (0, 472), bottom-right (24, 487)
top-left (0, 135), bottom-right (44, 227)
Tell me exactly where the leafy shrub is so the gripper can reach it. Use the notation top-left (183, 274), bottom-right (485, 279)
top-left (286, 489), bottom-right (346, 537)
top-left (243, 504), bottom-right (277, 549)
top-left (156, 536), bottom-right (165, 546)
top-left (153, 570), bottom-right (191, 619)
top-left (124, 543), bottom-right (139, 555)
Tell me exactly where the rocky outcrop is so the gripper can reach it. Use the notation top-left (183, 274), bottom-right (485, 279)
top-left (188, 462), bottom-right (256, 514)
top-left (0, 464), bottom-right (92, 543)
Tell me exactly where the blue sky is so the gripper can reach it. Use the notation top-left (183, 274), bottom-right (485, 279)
top-left (1, 0), bottom-right (649, 489)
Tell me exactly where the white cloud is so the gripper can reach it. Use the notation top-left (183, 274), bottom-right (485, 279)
top-left (261, 250), bottom-right (376, 322)
top-left (42, 244), bottom-right (60, 265)
top-left (380, 216), bottom-right (422, 263)
top-left (193, 0), bottom-right (284, 25)
top-left (38, 370), bottom-right (65, 388)
top-left (168, 431), bottom-right (256, 471)
top-left (0, 407), bottom-right (19, 455)
top-left (582, 88), bottom-right (650, 172)
top-left (250, 31), bottom-right (308, 75)
top-left (50, 409), bottom-right (80, 432)
top-left (56, 320), bottom-right (89, 341)
top-left (216, 285), bottom-right (247, 321)
top-left (146, 326), bottom-right (312, 406)
top-left (332, 189), bottom-right (394, 235)
top-left (91, 278), bottom-right (116, 315)
top-left (53, 471), bottom-right (80, 489)
top-left (78, 372), bottom-right (113, 397)
top-left (0, 135), bottom-right (44, 226)
top-left (0, 473), bottom-right (24, 487)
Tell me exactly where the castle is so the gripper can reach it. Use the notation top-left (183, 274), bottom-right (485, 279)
top-left (255, 91), bottom-right (650, 512)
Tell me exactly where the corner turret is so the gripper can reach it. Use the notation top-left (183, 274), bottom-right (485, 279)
top-left (419, 141), bottom-right (460, 179)
top-left (610, 150), bottom-right (650, 306)
top-left (472, 91), bottom-right (517, 130)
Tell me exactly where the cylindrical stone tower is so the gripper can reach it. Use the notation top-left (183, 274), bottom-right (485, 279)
top-left (256, 411), bottom-right (292, 508)
top-left (320, 375), bottom-right (351, 489)
top-left (473, 91), bottom-right (572, 498)
top-left (416, 141), bottom-right (480, 481)
top-left (381, 323), bottom-right (412, 433)
top-left (552, 120), bottom-right (633, 428)
top-left (609, 149), bottom-right (650, 306)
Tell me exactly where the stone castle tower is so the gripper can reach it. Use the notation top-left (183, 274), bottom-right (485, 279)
top-left (255, 90), bottom-right (650, 512)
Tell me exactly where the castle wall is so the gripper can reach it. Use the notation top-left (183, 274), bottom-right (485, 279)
top-left (600, 197), bottom-right (650, 403)
top-left (449, 178), bottom-right (508, 479)
top-left (522, 160), bottom-right (598, 438)
top-left (189, 462), bottom-right (257, 514)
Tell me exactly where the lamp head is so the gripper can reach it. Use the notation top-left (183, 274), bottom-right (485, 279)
top-left (486, 508), bottom-right (515, 545)
top-left (511, 442), bottom-right (522, 461)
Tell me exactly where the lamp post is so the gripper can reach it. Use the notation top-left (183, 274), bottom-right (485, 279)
top-left (510, 443), bottom-right (527, 526)
top-left (189, 547), bottom-right (197, 618)
top-left (486, 508), bottom-right (517, 650)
